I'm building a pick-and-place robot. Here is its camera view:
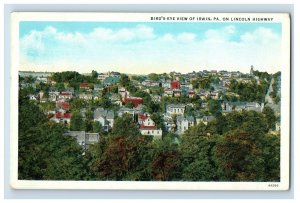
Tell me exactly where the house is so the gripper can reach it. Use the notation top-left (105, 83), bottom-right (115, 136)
top-left (138, 113), bottom-right (162, 139)
top-left (188, 90), bottom-right (196, 98)
top-left (117, 107), bottom-right (136, 120)
top-left (142, 80), bottom-right (160, 87)
top-left (92, 92), bottom-right (101, 101)
top-left (124, 96), bottom-right (143, 108)
top-left (163, 115), bottom-right (175, 132)
top-left (94, 84), bottom-right (104, 92)
top-left (58, 91), bottom-right (73, 100)
top-left (28, 94), bottom-right (38, 101)
top-left (79, 93), bottom-right (93, 101)
top-left (56, 101), bottom-right (70, 111)
top-left (79, 83), bottom-right (93, 91)
top-left (197, 116), bottom-right (215, 125)
top-left (173, 89), bottom-right (182, 97)
top-left (151, 94), bottom-right (161, 103)
top-left (50, 112), bottom-right (71, 124)
top-left (109, 93), bottom-right (122, 106)
top-left (210, 91), bottom-right (219, 100)
top-left (171, 81), bottom-right (180, 89)
top-left (65, 87), bottom-right (75, 94)
top-left (163, 88), bottom-right (173, 97)
top-left (166, 104), bottom-right (185, 115)
top-left (49, 91), bottom-right (59, 102)
top-left (66, 131), bottom-right (100, 149)
top-left (222, 102), bottom-right (263, 113)
top-left (97, 72), bottom-right (109, 81)
top-left (176, 115), bottom-right (195, 135)
top-left (161, 80), bottom-right (171, 89)
top-left (103, 76), bottom-right (120, 86)
top-left (94, 108), bottom-right (114, 132)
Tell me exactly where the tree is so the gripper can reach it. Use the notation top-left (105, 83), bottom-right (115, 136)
top-left (180, 123), bottom-right (217, 181)
top-left (55, 83), bottom-right (65, 92)
top-left (19, 89), bottom-right (47, 135)
top-left (150, 112), bottom-right (165, 131)
top-left (18, 122), bottom-right (86, 180)
top-left (92, 121), bottom-right (103, 134)
top-left (70, 112), bottom-right (85, 131)
top-left (150, 137), bottom-right (182, 180)
top-left (92, 70), bottom-right (98, 79)
top-left (148, 73), bottom-right (159, 81)
top-left (125, 101), bottom-right (134, 109)
top-left (213, 129), bottom-right (265, 181)
top-left (90, 115), bottom-right (152, 180)
top-left (208, 99), bottom-right (222, 116)
top-left (262, 106), bottom-right (277, 130)
top-left (120, 74), bottom-right (130, 87)
top-left (18, 91), bottom-right (86, 180)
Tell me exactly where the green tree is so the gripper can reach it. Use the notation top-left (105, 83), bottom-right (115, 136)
top-left (125, 101), bottom-right (134, 109)
top-left (18, 122), bottom-right (86, 180)
top-left (208, 99), bottom-right (222, 116)
top-left (150, 137), bottom-right (182, 180)
top-left (70, 112), bottom-right (85, 131)
top-left (19, 89), bottom-right (47, 135)
top-left (150, 112), bottom-right (165, 131)
top-left (148, 73), bottom-right (160, 81)
top-left (213, 129), bottom-right (265, 181)
top-left (92, 70), bottom-right (98, 79)
top-left (55, 82), bottom-right (65, 92)
top-left (92, 121), bottom-right (103, 134)
top-left (120, 74), bottom-right (130, 87)
top-left (262, 106), bottom-right (277, 130)
top-left (90, 115), bottom-right (152, 180)
top-left (180, 123), bottom-right (217, 181)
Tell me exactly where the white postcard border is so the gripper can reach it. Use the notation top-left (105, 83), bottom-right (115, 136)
top-left (10, 12), bottom-right (291, 190)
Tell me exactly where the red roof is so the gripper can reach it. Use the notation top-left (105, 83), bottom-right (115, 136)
top-left (57, 101), bottom-right (70, 110)
top-left (80, 83), bottom-right (91, 87)
top-left (140, 124), bottom-right (157, 130)
top-left (125, 97), bottom-right (143, 108)
top-left (188, 91), bottom-right (195, 95)
top-left (138, 114), bottom-right (147, 121)
top-left (54, 112), bottom-right (71, 119)
top-left (60, 92), bottom-right (72, 96)
top-left (171, 81), bottom-right (180, 89)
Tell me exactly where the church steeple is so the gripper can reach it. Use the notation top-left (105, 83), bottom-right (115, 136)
top-left (250, 65), bottom-right (254, 75)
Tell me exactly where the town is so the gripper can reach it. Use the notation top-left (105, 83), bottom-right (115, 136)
top-left (19, 66), bottom-right (281, 150)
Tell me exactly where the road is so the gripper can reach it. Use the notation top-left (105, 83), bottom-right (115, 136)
top-left (265, 77), bottom-right (274, 104)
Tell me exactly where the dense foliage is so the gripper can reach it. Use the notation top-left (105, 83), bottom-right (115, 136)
top-left (19, 89), bottom-right (280, 181)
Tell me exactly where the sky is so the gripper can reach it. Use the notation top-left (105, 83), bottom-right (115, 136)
top-left (19, 21), bottom-right (282, 74)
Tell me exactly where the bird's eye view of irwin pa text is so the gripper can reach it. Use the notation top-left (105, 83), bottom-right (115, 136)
top-left (10, 13), bottom-right (291, 190)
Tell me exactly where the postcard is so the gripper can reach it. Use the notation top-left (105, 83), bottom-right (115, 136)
top-left (10, 12), bottom-right (290, 190)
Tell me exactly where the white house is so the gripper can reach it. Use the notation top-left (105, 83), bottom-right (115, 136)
top-left (97, 72), bottom-right (109, 81)
top-left (222, 102), bottom-right (263, 113)
top-left (176, 115), bottom-right (195, 135)
top-left (166, 104), bottom-right (186, 115)
top-left (28, 94), bottom-right (38, 101)
top-left (138, 113), bottom-right (162, 139)
top-left (197, 116), bottom-right (215, 125)
top-left (94, 108), bottom-right (114, 132)
top-left (151, 94), bottom-right (161, 103)
top-left (50, 112), bottom-right (71, 124)
top-left (58, 91), bottom-right (73, 100)
top-left (79, 93), bottom-right (93, 101)
top-left (163, 115), bottom-right (175, 132)
top-left (163, 88), bottom-right (173, 97)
